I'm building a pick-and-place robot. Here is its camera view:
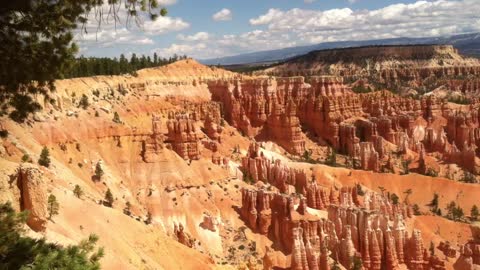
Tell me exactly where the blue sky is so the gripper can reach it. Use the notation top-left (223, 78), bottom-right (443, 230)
top-left (75, 0), bottom-right (480, 59)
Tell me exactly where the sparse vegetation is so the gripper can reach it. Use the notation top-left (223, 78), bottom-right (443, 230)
top-left (73, 185), bottom-right (83, 199)
top-left (471, 205), bottom-right (479, 221)
top-left (79, 94), bottom-right (89, 109)
top-left (38, 146), bottom-right (51, 168)
top-left (0, 129), bottom-right (8, 138)
top-left (104, 189), bottom-right (114, 207)
top-left (123, 202), bottom-right (131, 215)
top-left (428, 193), bottom-right (440, 215)
top-left (47, 194), bottom-right (59, 220)
top-left (351, 255), bottom-right (363, 270)
top-left (401, 158), bottom-right (411, 175)
top-left (113, 112), bottom-right (122, 124)
top-left (446, 201), bottom-right (464, 222)
top-left (356, 184), bottom-right (365, 196)
top-left (95, 162), bottom-right (104, 180)
top-left (461, 171), bottom-right (476, 183)
top-left (21, 153), bottom-right (31, 163)
top-left (390, 193), bottom-right (399, 205)
top-left (447, 95), bottom-right (470, 105)
top-left (412, 204), bottom-right (421, 215)
top-left (325, 147), bottom-right (337, 167)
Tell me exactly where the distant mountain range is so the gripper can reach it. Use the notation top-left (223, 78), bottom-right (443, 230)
top-left (200, 33), bottom-right (480, 65)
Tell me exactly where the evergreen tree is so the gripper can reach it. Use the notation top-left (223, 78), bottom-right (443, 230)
top-left (472, 205), bottom-right (479, 221)
top-left (79, 94), bottom-right (89, 109)
top-left (73, 185), bottom-right (83, 199)
top-left (0, 202), bottom-right (104, 269)
top-left (95, 162), bottom-right (104, 180)
top-left (1, 1), bottom-right (168, 122)
top-left (38, 146), bottom-right (51, 168)
top-left (113, 112), bottom-right (121, 123)
top-left (390, 193), bottom-right (399, 205)
top-left (47, 194), bottom-right (59, 220)
top-left (428, 193), bottom-right (439, 214)
top-left (104, 189), bottom-right (114, 207)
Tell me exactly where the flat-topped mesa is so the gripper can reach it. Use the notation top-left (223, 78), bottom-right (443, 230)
top-left (165, 113), bottom-right (202, 160)
top-left (259, 45), bottom-right (480, 86)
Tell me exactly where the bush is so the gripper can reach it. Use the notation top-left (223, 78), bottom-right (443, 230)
top-left (0, 129), bottom-right (8, 138)
top-left (95, 162), bottom-right (104, 180)
top-left (21, 153), bottom-right (31, 163)
top-left (104, 189), bottom-right (114, 207)
top-left (73, 185), bottom-right (83, 199)
top-left (38, 146), bottom-right (51, 168)
top-left (0, 202), bottom-right (104, 269)
top-left (461, 171), bottom-right (476, 183)
top-left (112, 112), bottom-right (121, 123)
top-left (325, 147), bottom-right (337, 167)
top-left (412, 204), bottom-right (421, 215)
top-left (471, 205), bottom-right (479, 221)
top-left (390, 193), bottom-right (399, 205)
top-left (47, 194), bottom-right (59, 220)
top-left (79, 94), bottom-right (89, 109)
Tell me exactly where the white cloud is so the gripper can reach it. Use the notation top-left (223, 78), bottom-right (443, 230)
top-left (77, 0), bottom-right (480, 60)
top-left (249, 0), bottom-right (480, 44)
top-left (249, 9), bottom-right (283, 25)
top-left (212, 8), bottom-right (232, 21)
top-left (304, 0), bottom-right (316, 3)
top-left (177, 32), bottom-right (210, 41)
top-left (152, 43), bottom-right (209, 57)
top-left (157, 0), bottom-right (178, 5)
top-left (74, 3), bottom-right (188, 51)
top-left (143, 16), bottom-right (189, 35)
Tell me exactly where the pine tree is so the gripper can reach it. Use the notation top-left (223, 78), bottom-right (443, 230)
top-left (390, 193), bottom-right (399, 205)
top-left (472, 205), bottom-right (479, 221)
top-left (47, 194), bottom-right (59, 220)
top-left (1, 1), bottom-right (168, 122)
top-left (38, 146), bottom-right (51, 168)
top-left (79, 94), bottom-right (89, 109)
top-left (124, 201), bottom-right (131, 215)
top-left (0, 202), bottom-right (104, 269)
top-left (95, 162), bottom-right (104, 180)
top-left (73, 185), bottom-right (83, 199)
top-left (428, 193), bottom-right (439, 214)
top-left (113, 112), bottom-right (121, 123)
top-left (104, 189), bottom-right (114, 207)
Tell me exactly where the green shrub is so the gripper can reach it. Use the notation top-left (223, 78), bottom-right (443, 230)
top-left (38, 146), bottom-right (51, 168)
top-left (0, 202), bottom-right (104, 269)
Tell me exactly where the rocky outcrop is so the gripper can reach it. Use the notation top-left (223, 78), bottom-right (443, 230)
top-left (165, 113), bottom-right (202, 160)
top-left (174, 222), bottom-right (195, 248)
top-left (240, 180), bottom-right (428, 270)
top-left (241, 143), bottom-right (307, 193)
top-left (16, 166), bottom-right (49, 232)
